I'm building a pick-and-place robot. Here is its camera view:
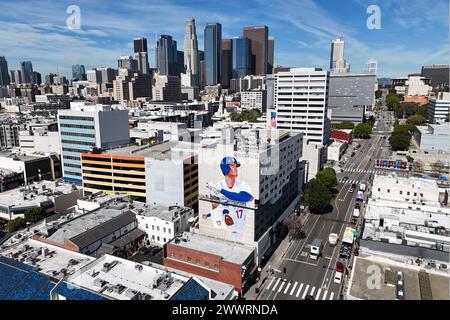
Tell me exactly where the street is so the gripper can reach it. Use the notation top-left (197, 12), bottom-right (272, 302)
top-left (257, 108), bottom-right (395, 300)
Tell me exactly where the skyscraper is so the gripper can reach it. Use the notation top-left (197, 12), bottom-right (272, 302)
top-left (184, 17), bottom-right (199, 86)
top-left (118, 56), bottom-right (139, 72)
top-left (330, 37), bottom-right (350, 73)
top-left (31, 72), bottom-right (41, 85)
top-left (365, 59), bottom-right (377, 74)
top-left (72, 64), bottom-right (87, 81)
top-left (0, 56), bottom-right (9, 86)
top-left (232, 37), bottom-right (251, 79)
top-left (134, 37), bottom-right (149, 74)
top-left (220, 39), bottom-right (232, 89)
top-left (10, 70), bottom-right (22, 84)
top-left (204, 23), bottom-right (222, 85)
top-left (20, 61), bottom-right (33, 83)
top-left (268, 37), bottom-right (275, 74)
top-left (177, 51), bottom-right (185, 76)
top-left (134, 37), bottom-right (148, 53)
top-left (156, 35), bottom-right (178, 76)
top-left (243, 25), bottom-right (268, 75)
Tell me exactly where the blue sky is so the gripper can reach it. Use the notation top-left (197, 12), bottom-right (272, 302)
top-left (0, 0), bottom-right (448, 78)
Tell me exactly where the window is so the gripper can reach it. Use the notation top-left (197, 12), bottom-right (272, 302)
top-left (399, 191), bottom-right (403, 195)
top-left (378, 188), bottom-right (381, 192)
top-left (420, 193), bottom-right (423, 197)
top-left (195, 259), bottom-right (201, 265)
top-left (152, 235), bottom-right (155, 240)
top-left (152, 225), bottom-right (155, 230)
top-left (407, 192), bottom-right (410, 196)
top-left (414, 193), bottom-right (417, 197)
top-left (170, 252), bottom-right (175, 258)
top-left (163, 238), bottom-right (166, 243)
top-left (157, 236), bottom-right (160, 241)
top-left (387, 189), bottom-right (390, 193)
top-left (157, 226), bottom-right (160, 231)
top-left (213, 264), bottom-right (219, 270)
top-left (205, 261), bottom-right (210, 267)
top-left (163, 227), bottom-right (166, 233)
top-left (168, 228), bottom-right (172, 234)
top-left (145, 224), bottom-right (148, 229)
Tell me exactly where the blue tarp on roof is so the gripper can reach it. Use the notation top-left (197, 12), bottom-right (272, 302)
top-left (170, 278), bottom-right (209, 300)
top-left (0, 256), bottom-right (54, 300)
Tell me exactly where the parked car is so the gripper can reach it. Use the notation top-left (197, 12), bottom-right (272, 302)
top-left (328, 233), bottom-right (339, 246)
top-left (334, 271), bottom-right (343, 284)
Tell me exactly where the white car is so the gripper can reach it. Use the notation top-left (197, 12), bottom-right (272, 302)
top-left (334, 271), bottom-right (343, 284)
top-left (328, 233), bottom-right (338, 246)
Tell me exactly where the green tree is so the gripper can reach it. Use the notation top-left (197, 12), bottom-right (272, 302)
top-left (406, 114), bottom-right (426, 126)
top-left (24, 207), bottom-right (47, 224)
top-left (393, 124), bottom-right (414, 135)
top-left (386, 93), bottom-right (400, 110)
top-left (316, 168), bottom-right (337, 190)
top-left (336, 121), bottom-right (355, 130)
top-left (304, 179), bottom-right (332, 213)
top-left (375, 90), bottom-right (382, 99)
top-left (7, 217), bottom-right (26, 233)
top-left (389, 133), bottom-right (411, 151)
top-left (353, 123), bottom-right (372, 139)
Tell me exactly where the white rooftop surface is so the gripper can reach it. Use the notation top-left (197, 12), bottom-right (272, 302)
top-left (105, 141), bottom-right (197, 160)
top-left (373, 175), bottom-right (439, 192)
top-left (0, 180), bottom-right (78, 208)
top-left (48, 205), bottom-right (128, 245)
top-left (0, 239), bottom-right (95, 279)
top-left (132, 201), bottom-right (191, 222)
top-left (365, 200), bottom-right (450, 229)
top-left (172, 232), bottom-right (254, 265)
top-left (66, 254), bottom-right (187, 300)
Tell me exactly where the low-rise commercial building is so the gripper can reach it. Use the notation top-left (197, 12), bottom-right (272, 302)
top-left (428, 92), bottom-right (450, 124)
top-left (414, 124), bottom-right (450, 152)
top-left (0, 180), bottom-right (81, 220)
top-left (327, 140), bottom-right (347, 162)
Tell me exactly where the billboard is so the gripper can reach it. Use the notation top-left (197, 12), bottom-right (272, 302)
top-left (198, 144), bottom-right (261, 244)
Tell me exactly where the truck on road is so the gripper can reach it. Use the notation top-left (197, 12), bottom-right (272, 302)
top-left (343, 227), bottom-right (356, 246)
top-left (310, 238), bottom-right (323, 260)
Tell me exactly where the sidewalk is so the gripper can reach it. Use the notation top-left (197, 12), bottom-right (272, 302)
top-left (244, 231), bottom-right (293, 300)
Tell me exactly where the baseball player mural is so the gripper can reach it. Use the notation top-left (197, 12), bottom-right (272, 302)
top-left (202, 156), bottom-right (254, 237)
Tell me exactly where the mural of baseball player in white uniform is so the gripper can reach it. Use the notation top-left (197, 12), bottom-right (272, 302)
top-left (203, 157), bottom-right (254, 237)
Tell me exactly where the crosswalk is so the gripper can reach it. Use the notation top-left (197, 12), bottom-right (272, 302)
top-left (342, 168), bottom-right (384, 174)
top-left (338, 178), bottom-right (360, 185)
top-left (265, 277), bottom-right (336, 300)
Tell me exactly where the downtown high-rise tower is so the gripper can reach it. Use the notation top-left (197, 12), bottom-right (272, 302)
top-left (184, 17), bottom-right (200, 87)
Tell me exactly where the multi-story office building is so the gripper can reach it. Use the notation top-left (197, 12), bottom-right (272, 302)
top-left (243, 25), bottom-right (269, 76)
top-left (365, 58), bottom-right (377, 74)
top-left (330, 37), bottom-right (350, 73)
top-left (0, 56), bottom-right (9, 86)
top-left (19, 121), bottom-right (61, 154)
top-left (268, 37), bottom-right (275, 74)
top-left (0, 122), bottom-right (22, 148)
top-left (98, 67), bottom-right (117, 84)
top-left (176, 51), bottom-right (184, 76)
top-left (221, 39), bottom-right (233, 89)
top-left (421, 64), bottom-right (449, 88)
top-left (273, 67), bottom-right (329, 180)
top-left (58, 103), bottom-right (130, 183)
top-left (118, 56), bottom-right (138, 73)
top-left (113, 71), bottom-right (152, 103)
top-left (44, 73), bottom-right (56, 85)
top-left (197, 128), bottom-right (305, 262)
top-left (152, 72), bottom-right (181, 102)
top-left (20, 61), bottom-right (33, 83)
top-left (184, 17), bottom-right (200, 87)
top-left (328, 72), bottom-right (377, 124)
top-left (240, 90), bottom-right (267, 112)
top-left (80, 141), bottom-right (198, 209)
top-left (204, 23), bottom-right (222, 86)
top-left (72, 64), bottom-right (86, 81)
top-left (86, 69), bottom-right (102, 85)
top-left (133, 37), bottom-right (149, 74)
top-left (230, 75), bottom-right (265, 92)
top-left (232, 37), bottom-right (251, 79)
top-left (156, 35), bottom-right (178, 77)
top-left (31, 72), bottom-right (41, 85)
top-left (9, 70), bottom-right (22, 84)
top-left (428, 92), bottom-right (450, 124)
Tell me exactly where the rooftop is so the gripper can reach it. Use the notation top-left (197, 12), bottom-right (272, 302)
top-left (0, 238), bottom-right (95, 280)
top-left (131, 201), bottom-right (192, 222)
top-left (0, 180), bottom-right (79, 209)
top-left (373, 174), bottom-right (439, 193)
top-left (168, 232), bottom-right (255, 265)
top-left (104, 141), bottom-right (197, 160)
top-left (347, 254), bottom-right (449, 300)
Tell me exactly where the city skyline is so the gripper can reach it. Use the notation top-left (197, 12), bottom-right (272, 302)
top-left (0, 0), bottom-right (448, 79)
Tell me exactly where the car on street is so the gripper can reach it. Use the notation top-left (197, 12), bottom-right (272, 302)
top-left (334, 271), bottom-right (343, 284)
top-left (304, 294), bottom-right (315, 300)
top-left (328, 233), bottom-right (338, 246)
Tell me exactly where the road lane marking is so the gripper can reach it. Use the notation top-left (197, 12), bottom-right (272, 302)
top-left (322, 290), bottom-right (328, 300)
top-left (272, 278), bottom-right (281, 292)
top-left (296, 283), bottom-right (304, 298)
top-left (284, 282), bottom-right (291, 294)
top-left (329, 292), bottom-right (335, 300)
top-left (301, 284), bottom-right (310, 299)
top-left (278, 280), bottom-right (285, 292)
top-left (315, 288), bottom-right (322, 300)
top-left (309, 286), bottom-right (315, 297)
top-left (266, 277), bottom-right (275, 290)
top-left (290, 282), bottom-right (298, 296)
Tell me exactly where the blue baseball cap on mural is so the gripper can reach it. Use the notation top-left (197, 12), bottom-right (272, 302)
top-left (220, 156), bottom-right (240, 175)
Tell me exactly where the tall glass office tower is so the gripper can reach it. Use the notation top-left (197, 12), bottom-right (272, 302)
top-left (232, 37), bottom-right (251, 79)
top-left (204, 23), bottom-right (222, 86)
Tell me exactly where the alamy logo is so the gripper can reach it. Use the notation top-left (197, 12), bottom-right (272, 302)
top-left (66, 5), bottom-right (81, 30)
top-left (367, 5), bottom-right (382, 30)
top-left (366, 264), bottom-right (382, 289)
